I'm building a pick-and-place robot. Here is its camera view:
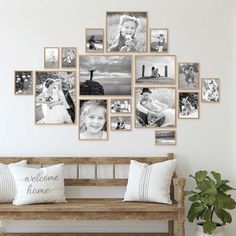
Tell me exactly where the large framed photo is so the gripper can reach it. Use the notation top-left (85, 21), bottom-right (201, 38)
top-left (61, 47), bottom-right (77, 68)
top-left (178, 92), bottom-right (199, 119)
top-left (79, 55), bottom-right (132, 96)
top-left (86, 28), bottom-right (104, 53)
top-left (14, 71), bottom-right (33, 95)
top-left (44, 47), bottom-right (59, 69)
top-left (135, 55), bottom-right (176, 85)
top-left (178, 63), bottom-right (199, 90)
top-left (35, 71), bottom-right (76, 125)
top-left (111, 116), bottom-right (132, 131)
top-left (111, 98), bottom-right (132, 114)
top-left (135, 87), bottom-right (176, 128)
top-left (106, 11), bottom-right (148, 52)
top-left (150, 28), bottom-right (168, 53)
top-left (79, 99), bottom-right (108, 140)
top-left (201, 78), bottom-right (220, 103)
top-left (155, 130), bottom-right (176, 145)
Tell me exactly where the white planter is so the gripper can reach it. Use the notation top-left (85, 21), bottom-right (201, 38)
top-left (195, 223), bottom-right (225, 236)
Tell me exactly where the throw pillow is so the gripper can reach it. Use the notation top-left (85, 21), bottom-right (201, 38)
top-left (9, 163), bottom-right (66, 205)
top-left (0, 160), bottom-right (27, 203)
top-left (124, 159), bottom-right (177, 204)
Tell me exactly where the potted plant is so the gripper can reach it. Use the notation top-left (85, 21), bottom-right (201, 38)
top-left (185, 170), bottom-right (236, 235)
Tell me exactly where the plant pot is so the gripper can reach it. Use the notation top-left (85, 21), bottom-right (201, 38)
top-left (195, 223), bottom-right (225, 236)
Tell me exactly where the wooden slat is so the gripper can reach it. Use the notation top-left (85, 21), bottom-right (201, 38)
top-left (3, 234), bottom-right (168, 236)
top-left (64, 179), bottom-right (128, 186)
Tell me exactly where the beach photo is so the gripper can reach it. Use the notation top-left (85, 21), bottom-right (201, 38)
top-left (79, 55), bottom-right (132, 96)
top-left (155, 130), bottom-right (176, 145)
top-left (44, 47), bottom-right (59, 69)
top-left (106, 11), bottom-right (147, 52)
top-left (135, 55), bottom-right (176, 85)
top-left (35, 71), bottom-right (76, 124)
top-left (61, 47), bottom-right (77, 68)
top-left (86, 28), bottom-right (104, 53)
top-left (14, 71), bottom-right (33, 95)
top-left (111, 116), bottom-right (132, 131)
top-left (150, 28), bottom-right (168, 53)
top-left (111, 99), bottom-right (131, 113)
top-left (135, 87), bottom-right (176, 128)
top-left (201, 78), bottom-right (220, 103)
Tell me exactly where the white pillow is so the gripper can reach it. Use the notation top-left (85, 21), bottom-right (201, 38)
top-left (0, 160), bottom-right (27, 203)
top-left (9, 163), bottom-right (66, 205)
top-left (124, 159), bottom-right (176, 204)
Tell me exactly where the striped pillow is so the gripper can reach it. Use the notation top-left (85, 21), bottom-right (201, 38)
top-left (0, 160), bottom-right (27, 203)
top-left (124, 159), bottom-right (176, 204)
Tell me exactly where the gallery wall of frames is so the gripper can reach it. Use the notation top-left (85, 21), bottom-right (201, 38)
top-left (13, 11), bottom-right (220, 145)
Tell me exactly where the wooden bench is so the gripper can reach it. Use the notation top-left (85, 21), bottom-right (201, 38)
top-left (0, 153), bottom-right (185, 236)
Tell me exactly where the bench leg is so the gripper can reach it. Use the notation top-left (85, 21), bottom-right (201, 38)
top-left (168, 220), bottom-right (174, 236)
top-left (178, 221), bottom-right (185, 236)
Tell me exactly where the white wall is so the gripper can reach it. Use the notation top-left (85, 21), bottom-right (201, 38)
top-left (0, 0), bottom-right (236, 235)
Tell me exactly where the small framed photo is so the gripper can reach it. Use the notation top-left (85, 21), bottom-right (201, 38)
top-left (86, 28), bottom-right (104, 53)
top-left (201, 78), bottom-right (220, 103)
top-left (44, 47), bottom-right (59, 69)
top-left (79, 55), bottom-right (132, 96)
top-left (61, 47), bottom-right (77, 68)
top-left (111, 99), bottom-right (132, 114)
top-left (178, 63), bottom-right (199, 90)
top-left (35, 71), bottom-right (76, 125)
top-left (79, 99), bottom-right (108, 140)
top-left (135, 87), bottom-right (176, 128)
top-left (150, 28), bottom-right (168, 53)
top-left (155, 130), bottom-right (176, 145)
top-left (14, 71), bottom-right (33, 95)
top-left (178, 92), bottom-right (199, 119)
top-left (135, 55), bottom-right (176, 85)
top-left (106, 11), bottom-right (148, 52)
top-left (111, 116), bottom-right (132, 131)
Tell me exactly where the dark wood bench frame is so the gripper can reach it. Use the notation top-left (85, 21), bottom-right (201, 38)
top-left (0, 153), bottom-right (185, 236)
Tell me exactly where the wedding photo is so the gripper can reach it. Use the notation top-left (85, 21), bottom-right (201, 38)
top-left (135, 55), bottom-right (176, 85)
top-left (201, 78), bottom-right (220, 103)
top-left (106, 11), bottom-right (148, 52)
top-left (150, 29), bottom-right (168, 53)
top-left (178, 63), bottom-right (199, 90)
top-left (35, 71), bottom-right (76, 124)
top-left (79, 99), bottom-right (108, 140)
top-left (86, 29), bottom-right (104, 53)
top-left (44, 47), bottom-right (59, 68)
top-left (14, 71), bottom-right (33, 95)
top-left (79, 55), bottom-right (132, 96)
top-left (135, 87), bottom-right (176, 128)
top-left (111, 116), bottom-right (132, 131)
top-left (155, 130), bottom-right (176, 145)
top-left (111, 99), bottom-right (131, 113)
top-left (61, 47), bottom-right (77, 68)
top-left (178, 92), bottom-right (199, 119)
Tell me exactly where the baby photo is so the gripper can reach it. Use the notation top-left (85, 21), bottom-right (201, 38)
top-left (111, 99), bottom-right (131, 113)
top-left (111, 116), bottom-right (132, 131)
top-left (201, 78), bottom-right (220, 103)
top-left (178, 92), bottom-right (199, 119)
top-left (35, 71), bottom-right (76, 125)
top-left (150, 29), bottom-right (168, 53)
top-left (155, 130), bottom-right (176, 145)
top-left (14, 71), bottom-right (33, 95)
top-left (61, 47), bottom-right (77, 68)
top-left (136, 87), bottom-right (176, 128)
top-left (106, 11), bottom-right (148, 52)
top-left (44, 47), bottom-right (59, 69)
top-left (86, 29), bottom-right (104, 53)
top-left (79, 99), bottom-right (108, 140)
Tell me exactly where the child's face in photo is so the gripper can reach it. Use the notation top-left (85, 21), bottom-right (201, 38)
top-left (85, 107), bottom-right (106, 133)
top-left (121, 20), bottom-right (136, 37)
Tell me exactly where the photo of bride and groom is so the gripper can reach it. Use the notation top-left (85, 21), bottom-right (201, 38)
top-left (35, 71), bottom-right (76, 124)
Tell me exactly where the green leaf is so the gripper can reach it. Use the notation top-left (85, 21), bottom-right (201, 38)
top-left (203, 208), bottom-right (212, 221)
top-left (203, 221), bottom-right (216, 234)
top-left (187, 202), bottom-right (206, 222)
top-left (198, 179), bottom-right (217, 195)
top-left (217, 192), bottom-right (236, 210)
top-left (220, 183), bottom-right (236, 192)
top-left (189, 194), bottom-right (200, 202)
top-left (195, 171), bottom-right (208, 182)
top-left (200, 194), bottom-right (216, 205)
top-left (211, 171), bottom-right (221, 184)
top-left (215, 208), bottom-right (232, 224)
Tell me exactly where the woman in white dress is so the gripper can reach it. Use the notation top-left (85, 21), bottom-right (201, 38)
top-left (37, 79), bottom-right (72, 124)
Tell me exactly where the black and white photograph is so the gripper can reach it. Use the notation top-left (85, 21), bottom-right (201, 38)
top-left (35, 71), bottom-right (76, 124)
top-left (14, 71), bottom-right (33, 95)
top-left (61, 47), bottom-right (77, 68)
top-left (44, 47), bottom-right (59, 68)
top-left (178, 92), bottom-right (199, 119)
top-left (150, 28), bottom-right (168, 53)
top-left (111, 99), bottom-right (131, 113)
top-left (111, 116), bottom-right (132, 131)
top-left (79, 55), bottom-right (132, 96)
top-left (86, 29), bottom-right (104, 53)
top-left (155, 130), bottom-right (176, 145)
top-left (79, 99), bottom-right (108, 140)
top-left (178, 63), bottom-right (199, 90)
top-left (135, 55), bottom-right (176, 85)
top-left (201, 78), bottom-right (220, 103)
top-left (135, 87), bottom-right (176, 128)
top-left (106, 11), bottom-right (148, 52)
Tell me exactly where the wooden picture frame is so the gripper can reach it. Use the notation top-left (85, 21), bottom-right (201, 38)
top-left (150, 28), bottom-right (168, 53)
top-left (14, 71), bottom-right (33, 95)
top-left (110, 98), bottom-right (132, 114)
top-left (86, 28), bottom-right (104, 53)
top-left (110, 115), bottom-right (132, 131)
top-left (201, 78), bottom-right (220, 103)
top-left (44, 47), bottom-right (60, 69)
top-left (61, 47), bottom-right (77, 68)
top-left (155, 130), bottom-right (176, 145)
